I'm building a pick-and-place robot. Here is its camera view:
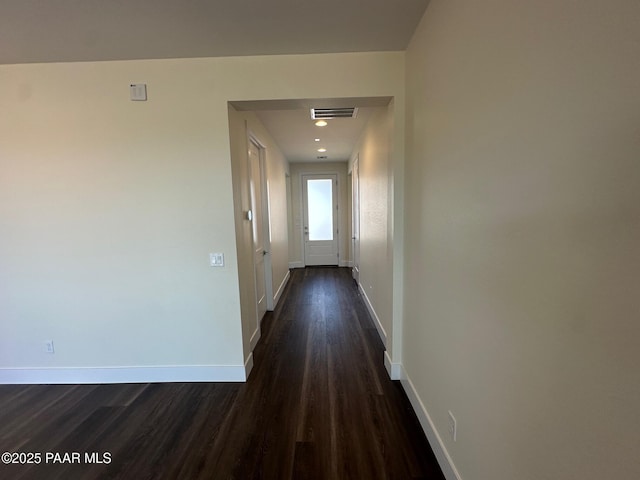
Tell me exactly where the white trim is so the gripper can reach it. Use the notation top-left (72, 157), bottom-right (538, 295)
top-left (289, 261), bottom-right (305, 269)
top-left (358, 283), bottom-right (387, 347)
top-left (0, 365), bottom-right (247, 384)
top-left (301, 173), bottom-right (340, 266)
top-left (383, 351), bottom-right (402, 380)
top-left (244, 352), bottom-right (254, 379)
top-left (250, 327), bottom-right (262, 351)
top-left (400, 365), bottom-right (462, 480)
top-left (273, 269), bottom-right (290, 307)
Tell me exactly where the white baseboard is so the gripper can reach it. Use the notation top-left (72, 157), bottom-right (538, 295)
top-left (383, 351), bottom-right (402, 380)
top-left (0, 364), bottom-right (247, 384)
top-left (289, 261), bottom-right (305, 269)
top-left (244, 352), bottom-right (254, 379)
top-left (358, 283), bottom-right (387, 347)
top-left (273, 269), bottom-right (290, 307)
top-left (400, 366), bottom-right (462, 480)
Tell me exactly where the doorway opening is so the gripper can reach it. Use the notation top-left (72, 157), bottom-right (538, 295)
top-left (228, 97), bottom-right (397, 377)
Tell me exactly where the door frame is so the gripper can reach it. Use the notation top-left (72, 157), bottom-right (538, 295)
top-left (301, 172), bottom-right (339, 266)
top-left (247, 132), bottom-right (274, 315)
top-left (351, 155), bottom-right (360, 283)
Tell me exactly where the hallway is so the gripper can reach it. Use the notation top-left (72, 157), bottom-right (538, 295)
top-left (0, 268), bottom-right (444, 479)
top-left (216, 267), bottom-right (444, 479)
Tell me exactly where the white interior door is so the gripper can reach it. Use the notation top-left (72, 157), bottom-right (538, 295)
top-left (249, 139), bottom-right (267, 322)
top-left (351, 157), bottom-right (360, 282)
top-left (302, 174), bottom-right (339, 266)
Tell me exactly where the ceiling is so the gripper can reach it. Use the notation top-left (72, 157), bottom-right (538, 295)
top-left (232, 97), bottom-right (391, 163)
top-left (1, 1), bottom-right (428, 164)
top-left (256, 108), bottom-right (374, 163)
top-left (0, 0), bottom-right (430, 65)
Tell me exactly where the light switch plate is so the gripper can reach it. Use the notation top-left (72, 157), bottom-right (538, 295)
top-left (209, 253), bottom-right (224, 267)
top-left (130, 83), bottom-right (147, 101)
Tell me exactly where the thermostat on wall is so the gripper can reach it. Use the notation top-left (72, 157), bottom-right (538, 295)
top-left (130, 83), bottom-right (147, 101)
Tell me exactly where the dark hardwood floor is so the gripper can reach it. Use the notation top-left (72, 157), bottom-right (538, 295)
top-left (0, 267), bottom-right (445, 480)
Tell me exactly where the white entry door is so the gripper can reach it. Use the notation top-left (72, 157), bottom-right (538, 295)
top-left (302, 174), bottom-right (339, 266)
top-left (249, 139), bottom-right (267, 322)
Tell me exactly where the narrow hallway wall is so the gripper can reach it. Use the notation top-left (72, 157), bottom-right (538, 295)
top-left (228, 107), bottom-right (290, 366)
top-left (349, 106), bottom-right (394, 353)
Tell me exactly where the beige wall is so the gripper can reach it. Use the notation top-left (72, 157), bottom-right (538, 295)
top-left (349, 106), bottom-right (394, 351)
top-left (288, 162), bottom-right (349, 268)
top-left (403, 1), bottom-right (640, 479)
top-left (228, 107), bottom-right (290, 364)
top-left (0, 60), bottom-right (245, 378)
top-left (0, 51), bottom-right (405, 382)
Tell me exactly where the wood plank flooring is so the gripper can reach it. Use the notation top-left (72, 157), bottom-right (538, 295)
top-left (0, 267), bottom-right (445, 480)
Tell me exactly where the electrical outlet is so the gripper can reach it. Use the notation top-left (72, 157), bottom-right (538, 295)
top-left (44, 340), bottom-right (55, 354)
top-left (448, 410), bottom-right (457, 442)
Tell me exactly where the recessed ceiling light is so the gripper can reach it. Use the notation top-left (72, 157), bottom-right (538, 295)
top-left (315, 120), bottom-right (328, 127)
top-left (314, 138), bottom-right (320, 142)
top-left (317, 148), bottom-right (327, 153)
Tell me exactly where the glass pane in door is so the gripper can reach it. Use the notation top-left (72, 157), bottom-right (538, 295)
top-left (307, 179), bottom-right (333, 241)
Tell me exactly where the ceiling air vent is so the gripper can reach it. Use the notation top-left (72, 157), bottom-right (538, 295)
top-left (310, 107), bottom-right (358, 119)
top-left (317, 155), bottom-right (328, 160)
